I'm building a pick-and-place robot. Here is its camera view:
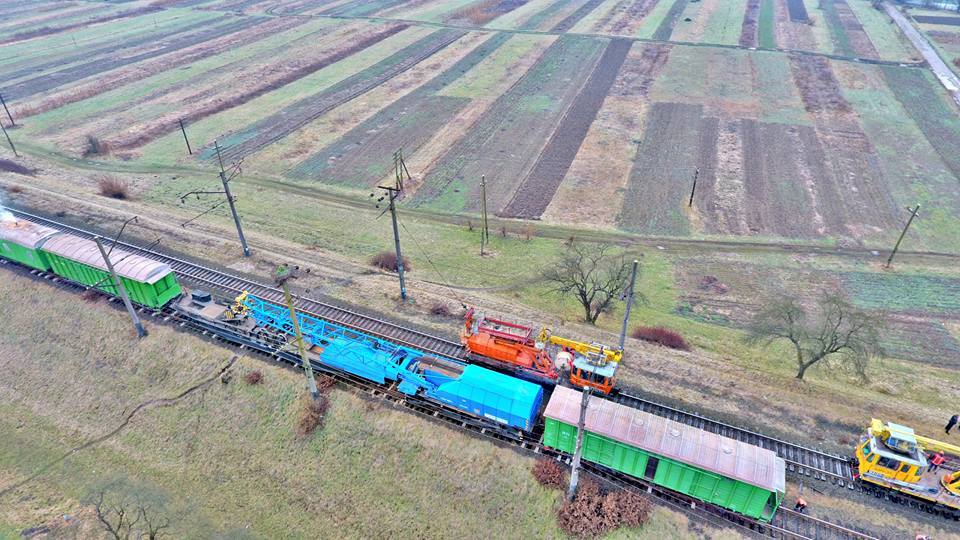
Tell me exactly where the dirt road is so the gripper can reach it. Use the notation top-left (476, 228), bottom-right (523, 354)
top-left (884, 1), bottom-right (960, 106)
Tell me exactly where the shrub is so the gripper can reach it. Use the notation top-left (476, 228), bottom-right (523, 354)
top-left (316, 374), bottom-right (337, 392)
top-left (557, 480), bottom-right (652, 538)
top-left (244, 370), bottom-right (263, 385)
top-left (82, 134), bottom-right (111, 157)
top-left (97, 176), bottom-right (129, 200)
top-left (370, 251), bottom-right (411, 273)
top-left (429, 302), bottom-right (452, 317)
top-left (296, 396), bottom-right (329, 437)
top-left (7, 185), bottom-right (23, 193)
top-left (631, 326), bottom-right (690, 351)
top-left (603, 489), bottom-right (652, 528)
top-left (532, 458), bottom-right (567, 489)
top-left (954, 57), bottom-right (960, 70)
top-left (80, 289), bottom-right (101, 303)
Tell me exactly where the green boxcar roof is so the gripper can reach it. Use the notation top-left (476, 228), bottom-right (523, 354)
top-left (544, 386), bottom-right (785, 494)
top-left (0, 219), bottom-right (59, 249)
top-left (39, 234), bottom-right (174, 284)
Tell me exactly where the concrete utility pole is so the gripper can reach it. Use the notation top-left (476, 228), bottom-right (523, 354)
top-left (688, 167), bottom-right (699, 207)
top-left (94, 236), bottom-right (146, 338)
top-left (0, 93), bottom-right (14, 127)
top-left (0, 121), bottom-right (16, 157)
top-left (885, 204), bottom-right (920, 268)
top-left (178, 118), bottom-right (192, 155)
top-left (214, 141), bottom-right (250, 257)
top-left (567, 387), bottom-right (592, 501)
top-left (480, 174), bottom-right (490, 255)
top-left (618, 259), bottom-right (639, 350)
top-left (275, 264), bottom-right (320, 400)
top-left (376, 149), bottom-right (409, 300)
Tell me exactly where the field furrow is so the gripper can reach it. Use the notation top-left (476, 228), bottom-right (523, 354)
top-left (214, 28), bottom-right (467, 163)
top-left (444, 1), bottom-right (533, 26)
top-left (4, 15), bottom-right (262, 102)
top-left (501, 38), bottom-right (632, 219)
top-left (651, 0), bottom-right (689, 41)
top-left (411, 35), bottom-right (606, 213)
top-left (599, 0), bottom-right (660, 37)
top-left (739, 0), bottom-right (760, 47)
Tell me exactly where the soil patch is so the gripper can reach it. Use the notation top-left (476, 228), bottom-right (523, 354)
top-left (551, 0), bottom-right (605, 32)
top-left (605, 0), bottom-right (661, 35)
top-left (928, 29), bottom-right (960, 45)
top-left (652, 0), bottom-right (690, 41)
top-left (788, 54), bottom-right (851, 113)
top-left (785, 0), bottom-right (808, 22)
top-left (618, 102), bottom-right (705, 234)
top-left (610, 43), bottom-right (671, 99)
top-left (913, 15), bottom-right (960, 26)
top-left (501, 38), bottom-right (632, 219)
top-left (215, 28), bottom-right (467, 163)
top-left (448, 0), bottom-right (529, 25)
top-left (739, 0), bottom-right (761, 47)
top-left (832, 0), bottom-right (879, 59)
top-left (0, 159), bottom-right (36, 176)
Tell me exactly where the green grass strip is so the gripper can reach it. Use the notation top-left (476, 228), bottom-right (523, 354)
top-left (758, 0), bottom-right (776, 48)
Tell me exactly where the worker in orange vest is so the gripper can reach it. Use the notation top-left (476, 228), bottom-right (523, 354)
top-left (929, 451), bottom-right (946, 473)
top-left (794, 497), bottom-right (807, 513)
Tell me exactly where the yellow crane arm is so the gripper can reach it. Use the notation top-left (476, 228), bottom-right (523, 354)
top-left (546, 334), bottom-right (622, 364)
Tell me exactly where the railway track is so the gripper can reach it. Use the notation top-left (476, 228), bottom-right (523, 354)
top-left (1, 249), bottom-right (879, 540)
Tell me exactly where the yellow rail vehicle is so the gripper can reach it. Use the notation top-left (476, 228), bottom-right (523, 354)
top-left (855, 419), bottom-right (960, 518)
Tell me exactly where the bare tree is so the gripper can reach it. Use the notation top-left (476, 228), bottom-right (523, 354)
top-left (542, 243), bottom-right (640, 324)
top-left (88, 477), bottom-right (172, 540)
top-left (744, 293), bottom-right (883, 380)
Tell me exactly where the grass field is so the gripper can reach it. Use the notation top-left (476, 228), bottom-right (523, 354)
top-left (0, 272), bottom-right (723, 539)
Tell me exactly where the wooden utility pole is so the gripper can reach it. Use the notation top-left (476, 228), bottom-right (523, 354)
top-left (94, 236), bottom-right (146, 338)
top-left (618, 259), bottom-right (639, 350)
top-left (178, 118), bottom-right (192, 155)
top-left (0, 121), bottom-right (16, 157)
top-left (688, 167), bottom-right (699, 207)
top-left (377, 149), bottom-right (408, 300)
top-left (885, 204), bottom-right (920, 268)
top-left (0, 93), bottom-right (14, 127)
top-left (275, 264), bottom-right (320, 400)
top-left (567, 387), bottom-right (592, 501)
top-left (214, 141), bottom-right (250, 257)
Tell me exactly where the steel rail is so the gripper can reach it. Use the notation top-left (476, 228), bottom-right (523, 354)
top-left (0, 256), bottom-right (881, 540)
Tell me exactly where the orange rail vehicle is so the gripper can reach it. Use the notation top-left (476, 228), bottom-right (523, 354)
top-left (462, 308), bottom-right (558, 384)
top-left (462, 309), bottom-right (622, 394)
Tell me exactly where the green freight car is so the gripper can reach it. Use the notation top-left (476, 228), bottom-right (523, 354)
top-left (38, 233), bottom-right (182, 308)
top-left (0, 219), bottom-right (58, 270)
top-left (543, 386), bottom-right (786, 522)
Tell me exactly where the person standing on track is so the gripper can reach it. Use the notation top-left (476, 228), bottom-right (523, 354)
top-left (947, 414), bottom-right (958, 435)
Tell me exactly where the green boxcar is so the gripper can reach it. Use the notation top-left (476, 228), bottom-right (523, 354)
top-left (38, 234), bottom-right (182, 309)
top-left (0, 220), bottom-right (57, 270)
top-left (543, 387), bottom-right (785, 522)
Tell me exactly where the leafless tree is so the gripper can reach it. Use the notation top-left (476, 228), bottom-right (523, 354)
top-left (542, 243), bottom-right (640, 324)
top-left (744, 293), bottom-right (883, 380)
top-left (89, 477), bottom-right (172, 540)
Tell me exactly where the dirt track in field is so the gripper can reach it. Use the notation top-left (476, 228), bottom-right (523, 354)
top-left (215, 28), bottom-right (467, 163)
top-left (4, 15), bottom-right (264, 102)
top-left (106, 24), bottom-right (408, 151)
top-left (500, 38), bottom-right (632, 219)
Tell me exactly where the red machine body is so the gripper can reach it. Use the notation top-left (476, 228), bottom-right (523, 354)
top-left (461, 308), bottom-right (558, 383)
